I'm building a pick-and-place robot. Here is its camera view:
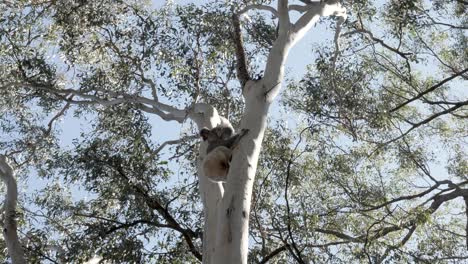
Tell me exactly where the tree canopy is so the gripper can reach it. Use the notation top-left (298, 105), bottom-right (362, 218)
top-left (0, 0), bottom-right (467, 263)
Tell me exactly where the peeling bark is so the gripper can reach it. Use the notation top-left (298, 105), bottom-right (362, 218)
top-left (231, 13), bottom-right (250, 88)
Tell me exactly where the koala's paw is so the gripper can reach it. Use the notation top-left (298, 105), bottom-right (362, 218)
top-left (239, 128), bottom-right (249, 136)
top-left (200, 127), bottom-right (210, 141)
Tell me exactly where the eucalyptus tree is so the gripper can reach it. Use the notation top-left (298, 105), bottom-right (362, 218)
top-left (0, 0), bottom-right (467, 263)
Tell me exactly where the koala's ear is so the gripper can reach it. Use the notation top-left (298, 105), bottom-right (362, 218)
top-left (200, 128), bottom-right (210, 141)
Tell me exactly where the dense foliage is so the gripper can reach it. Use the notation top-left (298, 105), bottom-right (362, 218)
top-left (0, 0), bottom-right (466, 263)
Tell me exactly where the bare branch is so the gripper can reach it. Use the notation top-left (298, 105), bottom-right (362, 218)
top-left (258, 244), bottom-right (288, 264)
top-left (261, 0), bottom-right (292, 99)
top-left (390, 68), bottom-right (468, 113)
top-left (238, 4), bottom-right (278, 18)
top-left (292, 0), bottom-right (346, 42)
top-left (263, 1), bottom-right (346, 100)
top-left (44, 96), bottom-right (73, 136)
top-left (345, 28), bottom-right (413, 59)
top-left (154, 135), bottom-right (199, 154)
top-left (2, 82), bottom-right (188, 122)
top-left (289, 4), bottom-right (313, 13)
top-left (331, 8), bottom-right (347, 67)
top-left (381, 100), bottom-right (468, 146)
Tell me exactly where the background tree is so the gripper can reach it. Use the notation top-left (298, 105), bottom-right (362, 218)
top-left (0, 0), bottom-right (467, 263)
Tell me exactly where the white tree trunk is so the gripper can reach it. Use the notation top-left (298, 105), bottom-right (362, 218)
top-left (212, 80), bottom-right (272, 263)
top-left (0, 155), bottom-right (26, 264)
top-left (197, 163), bottom-right (223, 263)
top-left (189, 104), bottom-right (226, 263)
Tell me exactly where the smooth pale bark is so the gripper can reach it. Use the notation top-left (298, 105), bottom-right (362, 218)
top-left (210, 3), bottom-right (292, 262)
top-left (211, 28), bottom-right (291, 262)
top-left (212, 80), bottom-right (272, 263)
top-left (189, 104), bottom-right (226, 263)
top-left (0, 155), bottom-right (26, 264)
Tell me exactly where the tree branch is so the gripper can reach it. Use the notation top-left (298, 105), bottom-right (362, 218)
top-left (238, 4), bottom-right (278, 18)
top-left (139, 189), bottom-right (202, 261)
top-left (331, 6), bottom-right (347, 67)
top-left (389, 67), bottom-right (468, 113)
top-left (99, 159), bottom-right (202, 261)
top-left (346, 28), bottom-right (413, 59)
top-left (292, 0), bottom-right (346, 43)
top-left (284, 129), bottom-right (308, 263)
top-left (360, 181), bottom-right (448, 212)
top-left (314, 228), bottom-right (363, 242)
top-left (103, 219), bottom-right (172, 236)
top-left (369, 188), bottom-right (468, 241)
top-left (312, 188), bottom-right (468, 250)
top-left (44, 97), bottom-right (73, 136)
top-left (231, 13), bottom-right (250, 87)
top-left (2, 82), bottom-right (188, 122)
top-left (289, 4), bottom-right (313, 13)
top-left (378, 224), bottom-right (417, 263)
top-left (429, 188), bottom-right (468, 213)
top-left (263, 0), bottom-right (346, 100)
top-left (277, 0), bottom-right (291, 38)
top-left (154, 135), bottom-right (198, 154)
top-left (258, 244), bottom-right (288, 264)
top-left (380, 100), bottom-right (468, 147)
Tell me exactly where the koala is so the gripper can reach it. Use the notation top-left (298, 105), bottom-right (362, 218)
top-left (200, 125), bottom-right (249, 182)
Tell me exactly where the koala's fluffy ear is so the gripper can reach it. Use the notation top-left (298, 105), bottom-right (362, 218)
top-left (200, 128), bottom-right (211, 141)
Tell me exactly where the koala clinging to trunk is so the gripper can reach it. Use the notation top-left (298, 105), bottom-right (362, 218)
top-left (200, 125), bottom-right (249, 182)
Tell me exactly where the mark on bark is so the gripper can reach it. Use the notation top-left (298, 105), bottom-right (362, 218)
top-left (226, 196), bottom-right (236, 218)
top-left (226, 196), bottom-right (235, 243)
top-left (242, 210), bottom-right (247, 218)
